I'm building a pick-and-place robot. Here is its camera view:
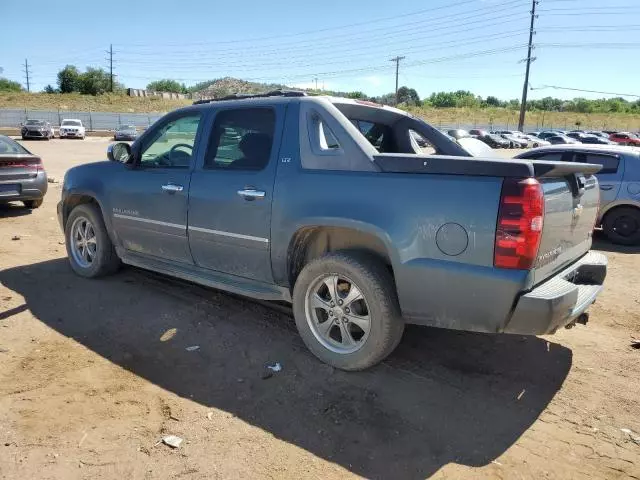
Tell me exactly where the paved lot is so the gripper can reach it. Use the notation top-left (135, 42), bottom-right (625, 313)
top-left (1, 139), bottom-right (639, 479)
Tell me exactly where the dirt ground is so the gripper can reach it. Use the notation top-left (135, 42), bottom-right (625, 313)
top-left (1, 139), bottom-right (639, 480)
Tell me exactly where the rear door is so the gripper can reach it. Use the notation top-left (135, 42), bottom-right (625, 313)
top-left (187, 105), bottom-right (285, 282)
top-left (572, 151), bottom-right (623, 208)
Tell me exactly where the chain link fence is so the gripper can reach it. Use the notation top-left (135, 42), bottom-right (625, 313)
top-left (0, 108), bottom-right (164, 131)
top-left (2, 107), bottom-right (633, 134)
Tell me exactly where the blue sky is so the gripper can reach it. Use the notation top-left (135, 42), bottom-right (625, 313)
top-left (1, 0), bottom-right (639, 100)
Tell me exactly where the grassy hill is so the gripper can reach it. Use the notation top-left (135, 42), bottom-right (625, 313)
top-left (2, 87), bottom-right (639, 132)
top-left (0, 92), bottom-right (191, 113)
top-left (407, 106), bottom-right (640, 132)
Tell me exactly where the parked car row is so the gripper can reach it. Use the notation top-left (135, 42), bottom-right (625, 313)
top-left (19, 119), bottom-right (142, 141)
top-left (21, 118), bottom-right (86, 140)
top-left (443, 127), bottom-right (639, 150)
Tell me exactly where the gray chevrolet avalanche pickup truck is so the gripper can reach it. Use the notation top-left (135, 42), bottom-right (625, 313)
top-left (58, 91), bottom-right (607, 370)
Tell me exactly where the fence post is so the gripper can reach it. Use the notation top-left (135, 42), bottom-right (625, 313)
top-left (24, 108), bottom-right (28, 123)
top-left (58, 109), bottom-right (61, 126)
top-left (89, 111), bottom-right (93, 132)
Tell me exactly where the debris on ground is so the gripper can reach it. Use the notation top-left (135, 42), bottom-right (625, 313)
top-left (206, 412), bottom-right (213, 421)
top-left (620, 428), bottom-right (640, 445)
top-left (185, 345), bottom-right (200, 352)
top-left (47, 177), bottom-right (58, 183)
top-left (267, 362), bottom-right (282, 372)
top-left (11, 235), bottom-right (20, 241)
top-left (161, 435), bottom-right (183, 449)
top-left (516, 389), bottom-right (526, 401)
top-left (631, 339), bottom-right (640, 350)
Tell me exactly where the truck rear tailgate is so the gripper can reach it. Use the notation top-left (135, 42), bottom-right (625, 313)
top-left (532, 173), bottom-right (600, 285)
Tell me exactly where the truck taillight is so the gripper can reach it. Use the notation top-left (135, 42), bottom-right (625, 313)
top-left (494, 178), bottom-right (544, 270)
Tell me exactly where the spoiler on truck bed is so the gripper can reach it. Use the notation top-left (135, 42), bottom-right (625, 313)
top-left (372, 154), bottom-right (602, 177)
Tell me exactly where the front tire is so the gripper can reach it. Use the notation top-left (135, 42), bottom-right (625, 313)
top-left (292, 252), bottom-right (404, 371)
top-left (24, 199), bottom-right (43, 209)
top-left (603, 207), bottom-right (640, 245)
top-left (65, 203), bottom-right (121, 277)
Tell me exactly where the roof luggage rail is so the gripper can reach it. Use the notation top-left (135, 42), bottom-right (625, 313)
top-left (193, 89), bottom-right (306, 105)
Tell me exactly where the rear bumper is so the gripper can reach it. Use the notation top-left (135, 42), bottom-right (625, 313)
top-left (0, 172), bottom-right (48, 203)
top-left (504, 251), bottom-right (607, 335)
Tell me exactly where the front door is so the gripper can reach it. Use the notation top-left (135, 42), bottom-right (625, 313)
top-left (109, 112), bottom-right (203, 264)
top-left (188, 105), bottom-right (284, 282)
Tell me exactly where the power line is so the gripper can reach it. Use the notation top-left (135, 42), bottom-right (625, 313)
top-left (116, 6), bottom-right (530, 58)
top-left (518, 0), bottom-right (538, 131)
top-left (121, 0), bottom-right (512, 48)
top-left (114, 31), bottom-right (528, 72)
top-left (531, 85), bottom-right (640, 98)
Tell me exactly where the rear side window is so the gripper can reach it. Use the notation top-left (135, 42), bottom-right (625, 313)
top-left (205, 108), bottom-right (275, 170)
top-left (575, 153), bottom-right (620, 174)
top-left (409, 129), bottom-right (436, 155)
top-left (528, 152), bottom-right (565, 162)
top-left (0, 137), bottom-right (29, 154)
top-left (350, 119), bottom-right (397, 153)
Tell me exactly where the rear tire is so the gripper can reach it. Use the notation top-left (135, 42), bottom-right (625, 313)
top-left (65, 203), bottom-right (121, 278)
top-left (24, 199), bottom-right (43, 209)
top-left (292, 251), bottom-right (404, 371)
top-left (603, 207), bottom-right (640, 245)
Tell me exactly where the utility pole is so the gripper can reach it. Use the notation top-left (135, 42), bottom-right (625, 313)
top-left (517, 0), bottom-right (538, 131)
top-left (389, 56), bottom-right (405, 104)
top-left (314, 76), bottom-right (318, 90)
top-left (107, 44), bottom-right (114, 92)
top-left (23, 59), bottom-right (31, 92)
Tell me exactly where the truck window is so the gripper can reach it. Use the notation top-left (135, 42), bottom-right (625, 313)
top-left (140, 114), bottom-right (201, 168)
top-left (351, 119), bottom-right (397, 153)
top-left (205, 108), bottom-right (275, 170)
top-left (319, 120), bottom-right (340, 150)
top-left (575, 153), bottom-right (620, 174)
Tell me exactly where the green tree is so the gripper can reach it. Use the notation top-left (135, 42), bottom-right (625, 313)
top-left (57, 65), bottom-right (81, 93)
top-left (346, 91), bottom-right (366, 99)
top-left (485, 95), bottom-right (501, 107)
top-left (43, 84), bottom-right (56, 94)
top-left (0, 77), bottom-right (22, 92)
top-left (396, 86), bottom-right (420, 106)
top-left (428, 91), bottom-right (457, 108)
top-left (146, 79), bottom-right (188, 94)
top-left (79, 67), bottom-right (113, 95)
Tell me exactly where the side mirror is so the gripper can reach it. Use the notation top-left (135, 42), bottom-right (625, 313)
top-left (107, 142), bottom-right (132, 163)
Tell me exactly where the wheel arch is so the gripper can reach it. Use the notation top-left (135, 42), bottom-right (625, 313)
top-left (61, 192), bottom-right (115, 245)
top-left (598, 202), bottom-right (640, 226)
top-left (286, 224), bottom-right (396, 290)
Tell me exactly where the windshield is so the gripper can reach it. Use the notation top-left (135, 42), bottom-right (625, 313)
top-left (62, 120), bottom-right (82, 127)
top-left (118, 125), bottom-right (136, 131)
top-left (0, 136), bottom-right (30, 154)
top-left (25, 120), bottom-right (44, 126)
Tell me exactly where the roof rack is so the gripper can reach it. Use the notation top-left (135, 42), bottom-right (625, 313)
top-left (193, 89), bottom-right (306, 105)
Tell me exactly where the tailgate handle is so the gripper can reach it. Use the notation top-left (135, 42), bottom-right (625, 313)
top-left (600, 185), bottom-right (613, 191)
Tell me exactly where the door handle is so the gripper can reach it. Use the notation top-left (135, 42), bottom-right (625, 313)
top-left (237, 188), bottom-right (266, 200)
top-left (162, 183), bottom-right (184, 193)
top-left (600, 185), bottom-right (614, 191)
